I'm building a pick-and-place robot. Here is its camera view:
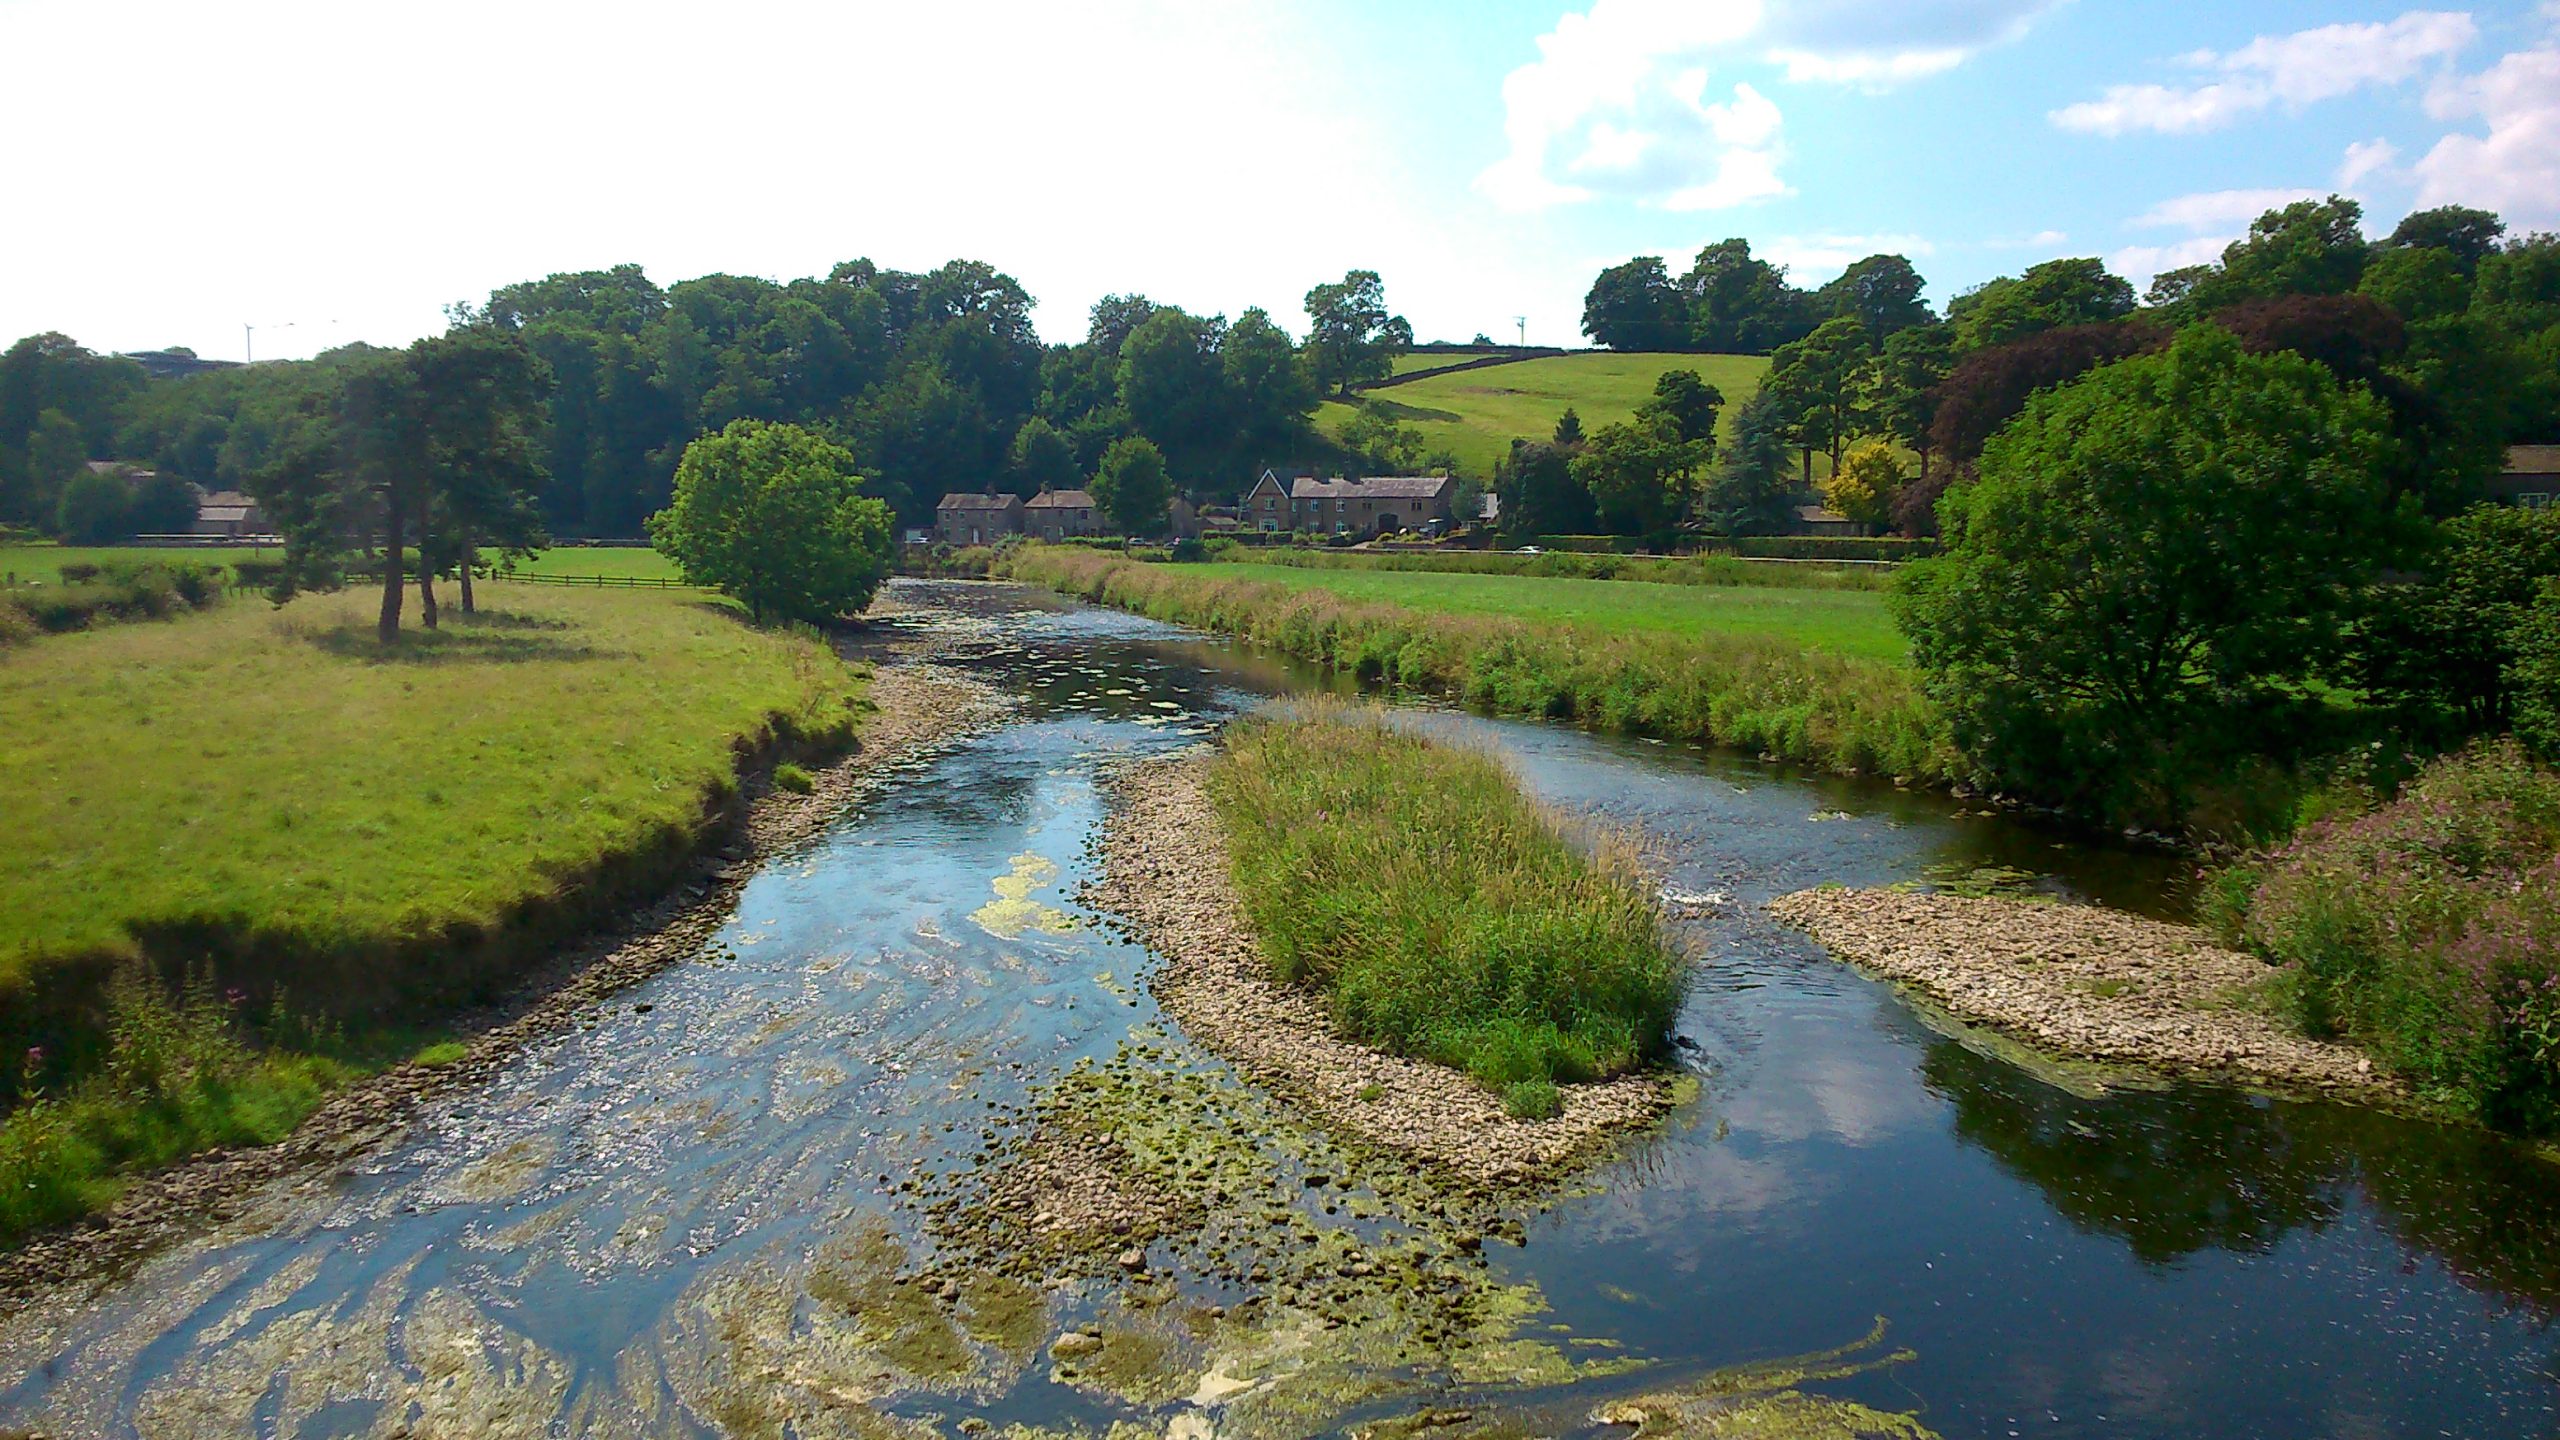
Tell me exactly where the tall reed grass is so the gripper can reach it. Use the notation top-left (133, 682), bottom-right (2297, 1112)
top-left (1004, 546), bottom-right (1959, 785)
top-left (1211, 702), bottom-right (1683, 1116)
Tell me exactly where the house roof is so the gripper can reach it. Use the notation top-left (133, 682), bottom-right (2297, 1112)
top-left (937, 491), bottom-right (1019, 511)
top-left (198, 506), bottom-right (253, 524)
top-left (1288, 475), bottom-right (1456, 501)
top-left (199, 490), bottom-right (255, 509)
top-left (1025, 489), bottom-right (1095, 509)
top-left (2508, 445), bottom-right (2560, 476)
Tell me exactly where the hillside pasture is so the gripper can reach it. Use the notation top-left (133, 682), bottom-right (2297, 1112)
top-left (1322, 351), bottom-right (1772, 478)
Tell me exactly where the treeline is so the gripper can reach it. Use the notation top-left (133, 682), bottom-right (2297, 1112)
top-left (1549, 198), bottom-right (2557, 544)
top-left (0, 262), bottom-right (1423, 545)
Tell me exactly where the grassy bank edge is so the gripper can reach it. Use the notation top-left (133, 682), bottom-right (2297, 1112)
top-left (1208, 702), bottom-right (1682, 1118)
top-left (998, 545), bottom-right (1962, 789)
top-left (0, 611), bottom-right (873, 1248)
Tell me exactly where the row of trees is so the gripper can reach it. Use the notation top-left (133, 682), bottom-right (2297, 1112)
top-left (0, 263), bottom-right (1423, 547)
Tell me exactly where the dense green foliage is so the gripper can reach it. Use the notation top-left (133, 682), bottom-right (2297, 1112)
top-left (1897, 326), bottom-right (2405, 826)
top-left (1091, 435), bottom-right (1174, 537)
top-left (2218, 744), bottom-right (2560, 1130)
top-left (1003, 546), bottom-right (1952, 782)
top-left (1212, 703), bottom-right (1681, 1103)
top-left (648, 421), bottom-right (891, 624)
top-left (0, 556), bottom-right (226, 643)
top-left (2354, 505), bottom-right (2560, 736)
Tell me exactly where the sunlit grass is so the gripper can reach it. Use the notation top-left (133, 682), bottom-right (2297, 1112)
top-left (1319, 351), bottom-right (1772, 476)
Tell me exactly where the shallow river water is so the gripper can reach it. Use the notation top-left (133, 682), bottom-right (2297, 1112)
top-left (3, 581), bottom-right (2558, 1439)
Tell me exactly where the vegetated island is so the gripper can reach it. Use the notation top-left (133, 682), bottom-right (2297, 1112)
top-left (1086, 701), bottom-right (1686, 1185)
top-left (1768, 887), bottom-right (2396, 1102)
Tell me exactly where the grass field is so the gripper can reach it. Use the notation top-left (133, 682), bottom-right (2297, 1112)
top-left (0, 580), bottom-right (863, 1241)
top-left (1215, 702), bottom-right (1679, 1115)
top-left (502, 546), bottom-right (683, 580)
top-left (1200, 560), bottom-right (1908, 664)
top-left (1325, 351), bottom-right (1772, 478)
top-left (0, 544), bottom-right (279, 585)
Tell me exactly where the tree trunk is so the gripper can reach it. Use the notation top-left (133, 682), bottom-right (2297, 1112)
top-left (376, 486), bottom-right (405, 644)
top-left (1800, 447), bottom-right (1813, 488)
top-left (458, 537), bottom-right (477, 615)
top-left (419, 566), bottom-right (439, 630)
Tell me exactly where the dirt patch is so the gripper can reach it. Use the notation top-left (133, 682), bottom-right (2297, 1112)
top-left (0, 660), bottom-right (1008, 1304)
top-left (1768, 888), bottom-right (2398, 1101)
top-left (1083, 751), bottom-right (1674, 1185)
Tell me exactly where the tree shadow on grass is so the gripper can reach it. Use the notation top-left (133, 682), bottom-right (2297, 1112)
top-left (291, 609), bottom-right (626, 665)
top-left (1352, 395), bottom-right (1465, 425)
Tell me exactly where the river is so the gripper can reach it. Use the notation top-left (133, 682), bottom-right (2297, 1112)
top-left (1, 580), bottom-right (2554, 1439)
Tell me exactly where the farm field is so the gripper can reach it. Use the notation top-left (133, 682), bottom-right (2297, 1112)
top-left (1386, 350), bottom-right (1501, 375)
top-left (1323, 351), bottom-right (1772, 477)
top-left (502, 546), bottom-right (684, 580)
top-left (1198, 559), bottom-right (1906, 663)
top-left (0, 581), bottom-right (858, 991)
top-left (0, 544), bottom-right (278, 585)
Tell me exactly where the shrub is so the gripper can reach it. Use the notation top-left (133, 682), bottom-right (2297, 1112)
top-left (2229, 742), bottom-right (2560, 1129)
top-left (1168, 537), bottom-right (1209, 563)
top-left (1210, 702), bottom-right (1682, 1095)
top-left (58, 562), bottom-right (101, 584)
top-left (1502, 1078), bottom-right (1562, 1120)
top-left (2514, 584), bottom-right (2560, 763)
top-left (772, 762), bottom-right (815, 794)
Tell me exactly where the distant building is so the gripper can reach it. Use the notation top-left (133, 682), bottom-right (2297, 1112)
top-left (1023, 487), bottom-right (1101, 540)
top-left (2494, 445), bottom-right (2558, 509)
top-left (934, 491), bottom-right (1022, 545)
top-left (191, 488), bottom-right (272, 539)
top-left (120, 349), bottom-right (243, 381)
top-left (1789, 504), bottom-right (1867, 538)
top-left (1241, 470), bottom-right (1457, 536)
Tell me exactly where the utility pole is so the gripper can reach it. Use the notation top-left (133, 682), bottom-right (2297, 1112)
top-left (1514, 316), bottom-right (1527, 348)
top-left (244, 320), bottom-right (302, 363)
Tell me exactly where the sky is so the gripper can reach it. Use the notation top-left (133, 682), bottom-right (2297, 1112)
top-left (3, 0), bottom-right (2555, 362)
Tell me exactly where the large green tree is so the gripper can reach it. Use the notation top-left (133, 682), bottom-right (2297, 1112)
top-left (1090, 435), bottom-right (1174, 536)
top-left (1895, 325), bottom-right (2407, 822)
top-left (648, 420), bottom-right (891, 625)
top-left (1303, 270), bottom-right (1411, 396)
top-left (1682, 239), bottom-right (1818, 353)
top-left (1762, 316), bottom-right (1872, 480)
top-left (1949, 258), bottom-right (2137, 351)
top-left (1582, 257), bottom-right (1688, 351)
top-left (1819, 254), bottom-right (1933, 343)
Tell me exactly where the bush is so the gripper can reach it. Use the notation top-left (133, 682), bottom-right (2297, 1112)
top-left (2227, 742), bottom-right (2560, 1129)
top-left (1168, 537), bottom-right (1210, 563)
top-left (772, 762), bottom-right (815, 794)
top-left (1502, 1078), bottom-right (1562, 1120)
top-left (58, 562), bottom-right (100, 584)
top-left (2515, 584), bottom-right (2560, 762)
top-left (1210, 702), bottom-right (1683, 1095)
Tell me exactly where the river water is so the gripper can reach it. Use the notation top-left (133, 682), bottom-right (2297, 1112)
top-left (2, 581), bottom-right (2556, 1439)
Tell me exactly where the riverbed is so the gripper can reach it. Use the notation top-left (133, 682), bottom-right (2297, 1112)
top-left (1, 580), bottom-right (2554, 1439)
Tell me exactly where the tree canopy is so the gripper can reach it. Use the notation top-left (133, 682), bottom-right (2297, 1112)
top-left (647, 420), bottom-right (891, 626)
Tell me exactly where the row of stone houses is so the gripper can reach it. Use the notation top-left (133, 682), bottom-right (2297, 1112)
top-left (1238, 472), bottom-right (1458, 535)
top-left (932, 487), bottom-right (1108, 545)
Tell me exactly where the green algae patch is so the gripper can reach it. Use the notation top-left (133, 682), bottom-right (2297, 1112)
top-left (1589, 1318), bottom-right (1930, 1440)
top-left (971, 853), bottom-right (1079, 940)
top-left (958, 1272), bottom-right (1050, 1357)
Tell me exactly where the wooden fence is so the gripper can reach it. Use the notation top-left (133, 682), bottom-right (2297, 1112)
top-left (491, 572), bottom-right (698, 589)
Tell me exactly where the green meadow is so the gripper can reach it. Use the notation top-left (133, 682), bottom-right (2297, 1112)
top-left (1323, 351), bottom-right (1773, 477)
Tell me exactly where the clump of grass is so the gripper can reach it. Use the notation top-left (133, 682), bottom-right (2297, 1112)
top-left (0, 970), bottom-right (354, 1248)
top-left (1210, 701), bottom-right (1683, 1094)
top-left (1001, 546), bottom-right (1956, 786)
top-left (1502, 1079), bottom-right (1562, 1119)
top-left (2218, 741), bottom-right (2560, 1130)
top-left (773, 762), bottom-right (816, 794)
top-left (410, 1041), bottom-right (467, 1067)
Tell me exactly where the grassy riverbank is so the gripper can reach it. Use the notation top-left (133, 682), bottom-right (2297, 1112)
top-left (1000, 545), bottom-right (1956, 784)
top-left (0, 582), bottom-right (865, 1242)
top-left (1233, 545), bottom-right (1898, 591)
top-left (1210, 703), bottom-right (1681, 1116)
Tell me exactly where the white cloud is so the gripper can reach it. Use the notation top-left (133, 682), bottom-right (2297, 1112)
top-left (2413, 45), bottom-right (2560, 227)
top-left (1478, 0), bottom-right (2061, 211)
top-left (2110, 235), bottom-right (2235, 290)
top-left (2052, 10), bottom-right (2476, 135)
top-left (2337, 138), bottom-right (2402, 188)
top-left (2129, 188), bottom-right (2322, 231)
top-left (1760, 233), bottom-right (1937, 281)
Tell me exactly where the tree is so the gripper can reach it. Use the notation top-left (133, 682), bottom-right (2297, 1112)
top-left (2385, 205), bottom-right (2507, 275)
top-left (1640, 370), bottom-right (1724, 443)
top-left (1868, 322), bottom-right (1953, 509)
top-left (2353, 504), bottom-right (2560, 735)
top-left (22, 408), bottom-right (88, 529)
top-left (53, 464), bottom-right (131, 543)
top-left (1895, 325), bottom-right (2406, 822)
top-left (1552, 408), bottom-right (1584, 446)
top-left (127, 469), bottom-right (198, 536)
top-left (1819, 254), bottom-right (1932, 343)
top-left (1701, 391), bottom-right (1795, 536)
top-left (2513, 584), bottom-right (2560, 763)
top-left (1496, 440), bottom-right (1596, 537)
top-left (1006, 416), bottom-right (1080, 498)
top-left (2189, 196), bottom-right (2369, 309)
top-left (2145, 265), bottom-right (2217, 312)
top-left (648, 420), bottom-right (891, 625)
top-left (1949, 259), bottom-right (2137, 351)
top-left (1303, 270), bottom-right (1410, 396)
top-left (1582, 257), bottom-right (1687, 350)
top-left (1682, 239), bottom-right (1818, 353)
top-left (1091, 435), bottom-right (1173, 537)
top-left (1822, 440), bottom-right (1902, 530)
top-left (1762, 316), bottom-right (1871, 480)
top-left (412, 328), bottom-right (553, 615)
top-left (1223, 307), bottom-right (1318, 458)
top-left (1338, 401), bottom-right (1426, 476)
top-left (2358, 247), bottom-right (2472, 325)
top-left (1117, 307), bottom-right (1231, 482)
top-left (1570, 421), bottom-right (1706, 537)
top-left (1928, 321), bottom-right (2171, 466)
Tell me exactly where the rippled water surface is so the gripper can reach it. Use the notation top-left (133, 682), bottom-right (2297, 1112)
top-left (3, 581), bottom-right (2555, 1439)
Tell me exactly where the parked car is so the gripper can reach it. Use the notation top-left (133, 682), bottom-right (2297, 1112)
top-left (1515, 545), bottom-right (1543, 555)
